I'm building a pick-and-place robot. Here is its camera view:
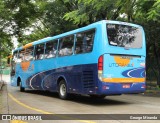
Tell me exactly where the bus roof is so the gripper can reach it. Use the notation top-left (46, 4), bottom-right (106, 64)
top-left (13, 20), bottom-right (142, 52)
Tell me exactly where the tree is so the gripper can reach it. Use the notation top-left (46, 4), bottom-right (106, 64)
top-left (4, 0), bottom-right (43, 43)
top-left (0, 0), bottom-right (13, 57)
top-left (147, 0), bottom-right (160, 22)
top-left (43, 0), bottom-right (78, 35)
top-left (64, 0), bottom-right (120, 26)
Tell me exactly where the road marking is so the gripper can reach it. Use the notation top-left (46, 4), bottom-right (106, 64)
top-left (8, 93), bottom-right (96, 123)
top-left (8, 93), bottom-right (52, 114)
top-left (11, 120), bottom-right (27, 123)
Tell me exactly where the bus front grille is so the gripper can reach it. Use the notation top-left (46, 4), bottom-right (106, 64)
top-left (82, 71), bottom-right (94, 88)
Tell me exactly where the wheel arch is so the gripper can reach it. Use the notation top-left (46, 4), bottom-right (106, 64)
top-left (56, 75), bottom-right (68, 89)
top-left (17, 76), bottom-right (22, 86)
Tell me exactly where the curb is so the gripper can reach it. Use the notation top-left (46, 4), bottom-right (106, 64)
top-left (145, 90), bottom-right (160, 95)
top-left (142, 90), bottom-right (160, 97)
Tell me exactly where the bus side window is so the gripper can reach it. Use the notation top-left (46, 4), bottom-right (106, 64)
top-left (12, 51), bottom-right (18, 63)
top-left (75, 29), bottom-right (95, 54)
top-left (75, 33), bottom-right (83, 54)
top-left (85, 30), bottom-right (95, 52)
top-left (17, 51), bottom-right (21, 63)
top-left (58, 35), bottom-right (74, 56)
top-left (25, 47), bottom-right (34, 61)
top-left (18, 50), bottom-right (25, 62)
top-left (35, 44), bottom-right (45, 60)
top-left (45, 40), bottom-right (58, 58)
top-left (11, 51), bottom-right (18, 76)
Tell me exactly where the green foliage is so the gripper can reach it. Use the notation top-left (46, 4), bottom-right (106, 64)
top-left (4, 0), bottom-right (43, 43)
top-left (0, 0), bottom-right (13, 57)
top-left (43, 0), bottom-right (78, 35)
top-left (64, 0), bottom-right (119, 26)
top-left (147, 0), bottom-right (160, 22)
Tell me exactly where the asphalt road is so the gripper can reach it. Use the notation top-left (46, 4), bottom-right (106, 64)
top-left (1, 82), bottom-right (160, 123)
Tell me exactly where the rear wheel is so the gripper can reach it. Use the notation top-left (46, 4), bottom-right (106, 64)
top-left (20, 81), bottom-right (25, 92)
top-left (58, 80), bottom-right (68, 99)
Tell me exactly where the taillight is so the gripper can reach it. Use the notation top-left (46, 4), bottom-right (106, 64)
top-left (98, 55), bottom-right (103, 70)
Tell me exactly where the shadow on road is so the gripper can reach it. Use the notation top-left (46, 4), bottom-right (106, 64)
top-left (23, 90), bottom-right (131, 106)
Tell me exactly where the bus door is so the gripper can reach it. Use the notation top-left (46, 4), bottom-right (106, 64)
top-left (18, 47), bottom-right (35, 88)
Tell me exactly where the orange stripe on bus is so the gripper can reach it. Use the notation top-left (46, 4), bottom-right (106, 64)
top-left (23, 43), bottom-right (33, 49)
top-left (102, 78), bottom-right (145, 83)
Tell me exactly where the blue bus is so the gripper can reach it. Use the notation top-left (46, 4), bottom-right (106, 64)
top-left (11, 20), bottom-right (146, 99)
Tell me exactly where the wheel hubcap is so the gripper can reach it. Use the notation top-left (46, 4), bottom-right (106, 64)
top-left (60, 84), bottom-right (66, 96)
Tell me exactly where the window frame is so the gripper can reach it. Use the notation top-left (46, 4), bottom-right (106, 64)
top-left (34, 43), bottom-right (45, 60)
top-left (17, 49), bottom-right (26, 62)
top-left (24, 46), bottom-right (34, 61)
top-left (106, 24), bottom-right (143, 49)
top-left (12, 51), bottom-right (18, 62)
top-left (58, 35), bottom-right (75, 57)
top-left (74, 28), bottom-right (96, 55)
top-left (45, 39), bottom-right (58, 59)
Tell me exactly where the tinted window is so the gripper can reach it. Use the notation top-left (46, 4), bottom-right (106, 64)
top-left (107, 24), bottom-right (143, 48)
top-left (75, 29), bottom-right (95, 54)
top-left (18, 49), bottom-right (25, 62)
top-left (25, 47), bottom-right (34, 61)
top-left (35, 44), bottom-right (45, 60)
top-left (11, 51), bottom-right (18, 76)
top-left (12, 51), bottom-right (18, 62)
top-left (45, 40), bottom-right (58, 58)
top-left (58, 35), bottom-right (74, 56)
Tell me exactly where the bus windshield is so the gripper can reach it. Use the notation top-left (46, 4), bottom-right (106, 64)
top-left (107, 24), bottom-right (143, 48)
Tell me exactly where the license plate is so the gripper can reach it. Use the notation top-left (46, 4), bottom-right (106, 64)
top-left (123, 84), bottom-right (130, 88)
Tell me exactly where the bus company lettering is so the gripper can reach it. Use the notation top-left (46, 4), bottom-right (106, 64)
top-left (121, 56), bottom-right (133, 60)
top-left (114, 56), bottom-right (131, 67)
top-left (109, 63), bottom-right (134, 67)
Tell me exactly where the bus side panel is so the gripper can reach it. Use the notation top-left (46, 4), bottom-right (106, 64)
top-left (25, 64), bottom-right (99, 95)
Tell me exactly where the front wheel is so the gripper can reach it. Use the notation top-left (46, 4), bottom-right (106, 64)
top-left (58, 80), bottom-right (68, 99)
top-left (20, 81), bottom-right (25, 92)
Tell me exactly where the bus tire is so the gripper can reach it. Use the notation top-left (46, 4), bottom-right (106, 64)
top-left (20, 81), bottom-right (25, 92)
top-left (58, 80), bottom-right (68, 99)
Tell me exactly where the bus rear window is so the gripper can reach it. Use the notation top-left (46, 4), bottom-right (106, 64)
top-left (106, 24), bottom-right (143, 48)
